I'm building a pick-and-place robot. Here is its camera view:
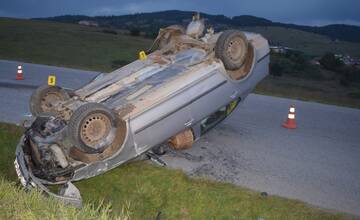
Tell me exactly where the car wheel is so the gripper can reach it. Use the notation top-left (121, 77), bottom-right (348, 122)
top-left (215, 30), bottom-right (248, 70)
top-left (68, 103), bottom-right (119, 154)
top-left (30, 85), bottom-right (70, 117)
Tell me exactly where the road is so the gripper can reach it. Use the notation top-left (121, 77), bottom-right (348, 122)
top-left (0, 60), bottom-right (100, 90)
top-left (0, 60), bottom-right (360, 216)
top-left (162, 95), bottom-right (360, 216)
top-left (0, 60), bottom-right (99, 123)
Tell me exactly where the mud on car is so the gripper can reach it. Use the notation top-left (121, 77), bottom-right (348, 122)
top-left (15, 16), bottom-right (270, 205)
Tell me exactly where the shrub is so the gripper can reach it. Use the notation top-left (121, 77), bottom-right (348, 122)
top-left (319, 52), bottom-right (344, 71)
top-left (270, 52), bottom-right (324, 80)
top-left (129, 28), bottom-right (140, 36)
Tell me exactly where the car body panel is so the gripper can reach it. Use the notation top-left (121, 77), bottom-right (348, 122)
top-left (15, 25), bottom-right (270, 205)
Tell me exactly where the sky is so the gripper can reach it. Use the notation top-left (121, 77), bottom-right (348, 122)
top-left (1, 0), bottom-right (359, 26)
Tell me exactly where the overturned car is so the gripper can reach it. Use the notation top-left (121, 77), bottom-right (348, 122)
top-left (15, 17), bottom-right (270, 206)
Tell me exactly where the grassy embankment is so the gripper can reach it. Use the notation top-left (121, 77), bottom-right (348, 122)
top-left (0, 123), bottom-right (358, 219)
top-left (242, 26), bottom-right (360, 108)
top-left (1, 17), bottom-right (360, 108)
top-left (0, 17), bottom-right (152, 72)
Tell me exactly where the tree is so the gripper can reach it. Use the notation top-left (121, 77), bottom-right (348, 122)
top-left (319, 52), bottom-right (344, 71)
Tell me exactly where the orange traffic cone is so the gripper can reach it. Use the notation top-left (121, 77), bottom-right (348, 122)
top-left (16, 65), bottom-right (24, 80)
top-left (282, 105), bottom-right (297, 129)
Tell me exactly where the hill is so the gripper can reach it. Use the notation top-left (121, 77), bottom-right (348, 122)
top-left (0, 17), bottom-right (152, 72)
top-left (241, 26), bottom-right (360, 57)
top-left (36, 10), bottom-right (360, 44)
top-left (1, 17), bottom-right (360, 108)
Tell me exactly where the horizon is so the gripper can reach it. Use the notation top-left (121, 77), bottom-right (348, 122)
top-left (1, 0), bottom-right (360, 27)
top-left (3, 10), bottom-right (360, 28)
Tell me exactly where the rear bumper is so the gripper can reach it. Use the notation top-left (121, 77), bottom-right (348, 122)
top-left (15, 135), bottom-right (82, 207)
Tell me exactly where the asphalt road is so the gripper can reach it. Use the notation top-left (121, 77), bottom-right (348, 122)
top-left (1, 60), bottom-right (359, 216)
top-left (162, 95), bottom-right (360, 216)
top-left (0, 60), bottom-right (100, 90)
top-left (0, 60), bottom-right (99, 123)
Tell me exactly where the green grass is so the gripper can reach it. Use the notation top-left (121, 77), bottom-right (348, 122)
top-left (255, 75), bottom-right (360, 109)
top-left (0, 179), bottom-right (129, 220)
top-left (0, 123), bottom-right (358, 219)
top-left (242, 26), bottom-right (360, 57)
top-left (0, 17), bottom-right (152, 72)
top-left (1, 17), bottom-right (360, 109)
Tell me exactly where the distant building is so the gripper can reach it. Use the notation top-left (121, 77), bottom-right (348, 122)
top-left (270, 46), bottom-right (294, 54)
top-left (78, 20), bottom-right (99, 27)
top-left (310, 58), bottom-right (321, 65)
top-left (334, 54), bottom-right (360, 66)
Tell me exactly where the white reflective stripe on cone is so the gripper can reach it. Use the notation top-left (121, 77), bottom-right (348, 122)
top-left (17, 70), bottom-right (23, 74)
top-left (288, 113), bottom-right (295, 119)
top-left (18, 66), bottom-right (22, 70)
top-left (290, 107), bottom-right (295, 113)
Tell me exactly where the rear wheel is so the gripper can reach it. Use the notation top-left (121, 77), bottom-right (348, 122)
top-left (215, 30), bottom-right (248, 70)
top-left (30, 85), bottom-right (70, 116)
top-left (68, 103), bottom-right (119, 154)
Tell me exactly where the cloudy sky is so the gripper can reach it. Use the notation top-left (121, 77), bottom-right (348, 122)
top-left (1, 0), bottom-right (359, 26)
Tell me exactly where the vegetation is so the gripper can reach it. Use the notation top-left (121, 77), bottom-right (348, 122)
top-left (1, 17), bottom-right (360, 109)
top-left (37, 10), bottom-right (360, 43)
top-left (0, 17), bottom-right (152, 72)
top-left (320, 52), bottom-right (345, 71)
top-left (319, 53), bottom-right (360, 87)
top-left (241, 26), bottom-right (360, 57)
top-left (0, 123), bottom-right (358, 219)
top-left (270, 51), bottom-right (324, 80)
top-left (260, 51), bottom-right (360, 108)
top-left (0, 16), bottom-right (359, 219)
top-left (0, 179), bottom-right (129, 220)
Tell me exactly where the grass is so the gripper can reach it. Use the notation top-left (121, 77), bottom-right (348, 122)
top-left (0, 179), bottom-right (130, 220)
top-left (0, 17), bottom-right (152, 72)
top-left (0, 122), bottom-right (358, 219)
top-left (255, 52), bottom-right (360, 109)
top-left (242, 26), bottom-right (360, 58)
top-left (255, 75), bottom-right (360, 109)
top-left (1, 17), bottom-right (360, 108)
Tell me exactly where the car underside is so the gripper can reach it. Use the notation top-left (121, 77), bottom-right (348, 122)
top-left (15, 15), bottom-right (270, 206)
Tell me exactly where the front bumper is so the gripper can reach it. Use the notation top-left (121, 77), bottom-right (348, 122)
top-left (15, 135), bottom-right (82, 207)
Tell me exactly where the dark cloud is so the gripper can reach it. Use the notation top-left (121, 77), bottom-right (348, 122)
top-left (1, 0), bottom-right (359, 26)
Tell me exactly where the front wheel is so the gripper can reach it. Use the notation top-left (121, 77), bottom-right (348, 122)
top-left (67, 103), bottom-right (120, 154)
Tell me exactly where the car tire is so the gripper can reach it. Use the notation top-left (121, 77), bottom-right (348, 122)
top-left (29, 85), bottom-right (70, 117)
top-left (68, 103), bottom-right (119, 154)
top-left (215, 30), bottom-right (248, 70)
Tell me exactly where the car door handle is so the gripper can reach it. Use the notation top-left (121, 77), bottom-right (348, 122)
top-left (184, 119), bottom-right (194, 127)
